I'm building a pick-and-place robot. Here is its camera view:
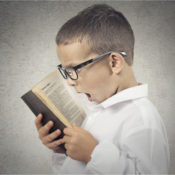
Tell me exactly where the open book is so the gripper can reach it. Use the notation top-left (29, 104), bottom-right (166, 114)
top-left (21, 70), bottom-right (86, 152)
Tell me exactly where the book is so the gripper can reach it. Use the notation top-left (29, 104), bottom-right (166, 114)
top-left (21, 70), bottom-right (86, 153)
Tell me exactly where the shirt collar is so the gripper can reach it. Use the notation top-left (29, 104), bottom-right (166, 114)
top-left (100, 84), bottom-right (148, 108)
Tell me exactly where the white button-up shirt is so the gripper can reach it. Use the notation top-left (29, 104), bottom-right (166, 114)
top-left (52, 84), bottom-right (170, 174)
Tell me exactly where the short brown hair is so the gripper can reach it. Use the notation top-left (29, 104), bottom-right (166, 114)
top-left (56, 4), bottom-right (135, 65)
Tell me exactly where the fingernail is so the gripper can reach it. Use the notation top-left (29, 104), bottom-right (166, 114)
top-left (48, 121), bottom-right (53, 125)
top-left (56, 129), bottom-right (60, 134)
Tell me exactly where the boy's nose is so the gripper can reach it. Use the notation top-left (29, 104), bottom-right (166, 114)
top-left (66, 77), bottom-right (76, 86)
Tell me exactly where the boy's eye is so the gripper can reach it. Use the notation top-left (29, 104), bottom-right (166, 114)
top-left (67, 71), bottom-right (73, 76)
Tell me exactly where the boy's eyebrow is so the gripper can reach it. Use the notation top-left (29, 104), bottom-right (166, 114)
top-left (63, 52), bottom-right (93, 69)
top-left (64, 63), bottom-right (80, 69)
top-left (64, 64), bottom-right (74, 68)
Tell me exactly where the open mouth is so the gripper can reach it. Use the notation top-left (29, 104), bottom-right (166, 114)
top-left (85, 93), bottom-right (93, 102)
top-left (76, 91), bottom-right (93, 102)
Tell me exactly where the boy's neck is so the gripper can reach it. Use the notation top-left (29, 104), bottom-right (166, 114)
top-left (117, 65), bottom-right (138, 93)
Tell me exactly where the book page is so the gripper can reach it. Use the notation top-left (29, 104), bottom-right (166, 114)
top-left (32, 70), bottom-right (86, 127)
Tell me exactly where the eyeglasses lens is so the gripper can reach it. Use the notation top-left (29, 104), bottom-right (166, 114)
top-left (65, 68), bottom-right (77, 80)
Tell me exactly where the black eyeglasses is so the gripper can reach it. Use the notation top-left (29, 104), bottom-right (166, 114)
top-left (57, 51), bottom-right (127, 80)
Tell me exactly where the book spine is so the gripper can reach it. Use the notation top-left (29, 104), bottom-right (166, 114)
top-left (21, 90), bottom-right (66, 153)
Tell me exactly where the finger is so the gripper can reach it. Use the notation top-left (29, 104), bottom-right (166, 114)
top-left (72, 122), bottom-right (77, 127)
top-left (64, 143), bottom-right (69, 150)
top-left (43, 129), bottom-right (61, 144)
top-left (63, 127), bottom-right (74, 136)
top-left (35, 113), bottom-right (43, 130)
top-left (39, 121), bottom-right (54, 138)
top-left (71, 123), bottom-right (81, 131)
top-left (46, 138), bottom-right (64, 150)
top-left (62, 135), bottom-right (71, 143)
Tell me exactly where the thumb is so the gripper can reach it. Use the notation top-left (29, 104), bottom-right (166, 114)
top-left (72, 122), bottom-right (77, 128)
top-left (71, 123), bottom-right (81, 131)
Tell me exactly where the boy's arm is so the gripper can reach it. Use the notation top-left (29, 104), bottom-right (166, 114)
top-left (61, 123), bottom-right (169, 174)
top-left (52, 151), bottom-right (67, 173)
top-left (85, 128), bottom-right (169, 174)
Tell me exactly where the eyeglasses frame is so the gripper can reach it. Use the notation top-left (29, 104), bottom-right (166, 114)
top-left (57, 51), bottom-right (127, 80)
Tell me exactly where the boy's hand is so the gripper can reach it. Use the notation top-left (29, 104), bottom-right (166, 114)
top-left (62, 123), bottom-right (98, 163)
top-left (35, 113), bottom-right (64, 153)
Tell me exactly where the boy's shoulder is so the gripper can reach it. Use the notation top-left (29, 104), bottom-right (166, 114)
top-left (100, 84), bottom-right (162, 131)
top-left (119, 97), bottom-right (163, 134)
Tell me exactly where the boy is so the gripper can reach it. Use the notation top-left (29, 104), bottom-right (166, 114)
top-left (35, 4), bottom-right (169, 174)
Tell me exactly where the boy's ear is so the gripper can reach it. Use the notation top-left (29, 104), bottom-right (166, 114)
top-left (109, 52), bottom-right (124, 74)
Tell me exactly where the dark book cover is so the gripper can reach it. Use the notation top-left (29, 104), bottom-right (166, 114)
top-left (21, 90), bottom-right (66, 153)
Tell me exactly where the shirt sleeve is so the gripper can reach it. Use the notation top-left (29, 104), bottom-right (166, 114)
top-left (51, 151), bottom-right (67, 173)
top-left (85, 140), bottom-right (136, 174)
top-left (86, 128), bottom-right (169, 174)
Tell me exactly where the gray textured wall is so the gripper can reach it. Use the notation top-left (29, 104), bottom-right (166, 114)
top-left (0, 1), bottom-right (175, 174)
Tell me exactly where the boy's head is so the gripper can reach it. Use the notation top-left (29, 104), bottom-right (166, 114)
top-left (56, 4), bottom-right (137, 104)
